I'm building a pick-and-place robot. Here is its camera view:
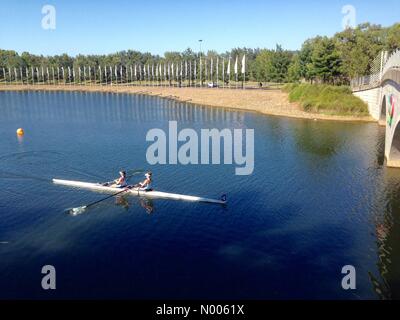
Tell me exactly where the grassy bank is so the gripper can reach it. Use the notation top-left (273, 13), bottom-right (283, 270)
top-left (284, 83), bottom-right (368, 116)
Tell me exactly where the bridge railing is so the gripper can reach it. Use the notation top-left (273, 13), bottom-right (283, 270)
top-left (351, 50), bottom-right (400, 92)
top-left (351, 73), bottom-right (381, 91)
top-left (382, 49), bottom-right (400, 75)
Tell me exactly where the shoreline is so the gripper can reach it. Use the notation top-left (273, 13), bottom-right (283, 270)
top-left (0, 84), bottom-right (374, 123)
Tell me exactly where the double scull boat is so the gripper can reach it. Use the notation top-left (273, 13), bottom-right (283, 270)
top-left (53, 179), bottom-right (227, 205)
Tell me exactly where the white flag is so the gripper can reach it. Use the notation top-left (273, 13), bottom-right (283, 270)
top-left (227, 57), bottom-right (231, 75)
top-left (234, 56), bottom-right (238, 75)
top-left (241, 55), bottom-right (246, 74)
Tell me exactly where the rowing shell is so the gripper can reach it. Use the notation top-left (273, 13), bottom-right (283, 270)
top-left (52, 179), bottom-right (227, 205)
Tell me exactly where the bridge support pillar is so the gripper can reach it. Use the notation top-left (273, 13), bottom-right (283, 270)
top-left (384, 89), bottom-right (400, 168)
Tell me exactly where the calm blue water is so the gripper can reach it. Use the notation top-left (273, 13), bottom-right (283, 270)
top-left (0, 91), bottom-right (399, 299)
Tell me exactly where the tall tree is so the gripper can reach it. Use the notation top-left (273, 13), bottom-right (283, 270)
top-left (310, 37), bottom-right (342, 83)
top-left (265, 45), bottom-right (292, 83)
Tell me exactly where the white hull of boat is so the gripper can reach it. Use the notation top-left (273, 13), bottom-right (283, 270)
top-left (52, 179), bottom-right (226, 205)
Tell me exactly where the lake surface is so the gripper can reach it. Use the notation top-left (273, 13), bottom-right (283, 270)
top-left (0, 91), bottom-right (399, 299)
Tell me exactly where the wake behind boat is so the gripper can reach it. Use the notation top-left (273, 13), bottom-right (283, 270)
top-left (52, 179), bottom-right (227, 205)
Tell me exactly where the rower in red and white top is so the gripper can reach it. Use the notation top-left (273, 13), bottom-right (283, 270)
top-left (110, 171), bottom-right (127, 188)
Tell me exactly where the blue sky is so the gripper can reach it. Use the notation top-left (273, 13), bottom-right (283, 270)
top-left (0, 0), bottom-right (399, 56)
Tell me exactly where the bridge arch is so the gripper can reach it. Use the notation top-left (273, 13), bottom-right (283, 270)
top-left (379, 95), bottom-right (386, 126)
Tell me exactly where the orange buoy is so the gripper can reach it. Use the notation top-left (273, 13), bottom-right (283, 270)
top-left (16, 128), bottom-right (24, 136)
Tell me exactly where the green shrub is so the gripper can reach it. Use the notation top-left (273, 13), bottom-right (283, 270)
top-left (284, 83), bottom-right (368, 115)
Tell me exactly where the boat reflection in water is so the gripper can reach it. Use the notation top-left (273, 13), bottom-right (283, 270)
top-left (139, 198), bottom-right (155, 214)
top-left (114, 195), bottom-right (154, 214)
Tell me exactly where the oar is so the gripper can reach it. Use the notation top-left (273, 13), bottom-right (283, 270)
top-left (67, 187), bottom-right (131, 216)
top-left (67, 169), bottom-right (145, 215)
top-left (126, 168), bottom-right (144, 178)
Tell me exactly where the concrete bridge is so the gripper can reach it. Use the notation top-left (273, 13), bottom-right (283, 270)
top-left (352, 50), bottom-right (400, 167)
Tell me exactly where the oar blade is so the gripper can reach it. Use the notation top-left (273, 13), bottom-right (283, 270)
top-left (66, 206), bottom-right (87, 216)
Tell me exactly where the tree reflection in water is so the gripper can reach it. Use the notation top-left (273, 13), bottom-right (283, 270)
top-left (294, 121), bottom-right (342, 158)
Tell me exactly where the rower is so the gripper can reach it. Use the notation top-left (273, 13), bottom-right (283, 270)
top-left (135, 171), bottom-right (152, 191)
top-left (109, 171), bottom-right (128, 188)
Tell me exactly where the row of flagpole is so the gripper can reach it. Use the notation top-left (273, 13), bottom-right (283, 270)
top-left (0, 55), bottom-right (247, 88)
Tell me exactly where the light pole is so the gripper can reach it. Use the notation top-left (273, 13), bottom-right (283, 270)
top-left (199, 39), bottom-right (203, 87)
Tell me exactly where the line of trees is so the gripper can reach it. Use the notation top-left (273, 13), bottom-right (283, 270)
top-left (1, 23), bottom-right (399, 85)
